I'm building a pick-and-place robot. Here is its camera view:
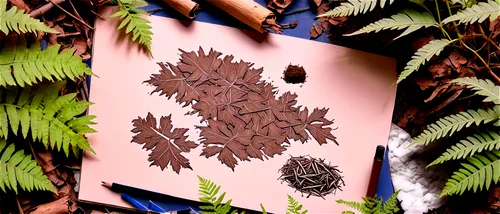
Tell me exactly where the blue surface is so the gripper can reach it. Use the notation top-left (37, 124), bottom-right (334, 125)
top-left (78, 0), bottom-right (395, 210)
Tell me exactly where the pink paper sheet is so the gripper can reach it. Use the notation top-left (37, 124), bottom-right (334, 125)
top-left (79, 6), bottom-right (397, 213)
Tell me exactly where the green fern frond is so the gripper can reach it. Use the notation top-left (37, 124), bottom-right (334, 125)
top-left (197, 175), bottom-right (237, 214)
top-left (0, 5), bottom-right (58, 35)
top-left (337, 199), bottom-right (370, 214)
top-left (451, 0), bottom-right (478, 8)
top-left (443, 1), bottom-right (500, 24)
top-left (397, 39), bottom-right (456, 83)
top-left (0, 43), bottom-right (94, 87)
top-left (411, 106), bottom-right (500, 146)
top-left (287, 194), bottom-right (308, 214)
top-left (428, 132), bottom-right (500, 167)
top-left (345, 10), bottom-right (437, 40)
top-left (451, 77), bottom-right (500, 104)
top-left (0, 81), bottom-right (96, 156)
top-left (261, 203), bottom-right (267, 214)
top-left (318, 0), bottom-right (394, 18)
top-left (382, 190), bottom-right (400, 213)
top-left (338, 191), bottom-right (400, 214)
top-left (440, 150), bottom-right (500, 197)
top-left (110, 0), bottom-right (153, 57)
top-left (0, 139), bottom-right (56, 194)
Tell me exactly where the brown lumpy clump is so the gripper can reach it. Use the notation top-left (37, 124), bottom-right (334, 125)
top-left (283, 64), bottom-right (307, 84)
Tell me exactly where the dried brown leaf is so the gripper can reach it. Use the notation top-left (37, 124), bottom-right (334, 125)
top-left (131, 113), bottom-right (198, 174)
top-left (145, 47), bottom-right (338, 170)
top-left (312, 0), bottom-right (322, 7)
top-left (415, 77), bottom-right (438, 90)
top-left (397, 106), bottom-right (418, 127)
top-left (428, 61), bottom-right (451, 79)
top-left (490, 17), bottom-right (500, 38)
top-left (72, 37), bottom-right (87, 57)
top-left (9, 0), bottom-right (30, 11)
top-left (30, 196), bottom-right (72, 214)
top-left (425, 82), bottom-right (451, 103)
top-left (310, 22), bottom-right (324, 39)
top-left (445, 52), bottom-right (467, 72)
top-left (267, 0), bottom-right (294, 14)
top-left (429, 88), bottom-right (463, 114)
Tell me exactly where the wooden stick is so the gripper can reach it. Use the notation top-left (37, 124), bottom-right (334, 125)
top-left (160, 0), bottom-right (200, 19)
top-left (205, 0), bottom-right (276, 33)
top-left (30, 0), bottom-right (66, 17)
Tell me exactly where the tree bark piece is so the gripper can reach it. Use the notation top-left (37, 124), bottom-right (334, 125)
top-left (30, 196), bottom-right (71, 214)
top-left (205, 0), bottom-right (276, 33)
top-left (160, 0), bottom-right (200, 19)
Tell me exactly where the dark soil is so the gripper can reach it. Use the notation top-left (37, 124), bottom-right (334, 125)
top-left (283, 64), bottom-right (307, 84)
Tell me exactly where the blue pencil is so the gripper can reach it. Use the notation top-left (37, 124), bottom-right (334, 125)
top-left (121, 192), bottom-right (148, 211)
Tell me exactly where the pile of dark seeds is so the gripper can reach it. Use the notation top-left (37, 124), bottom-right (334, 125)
top-left (278, 155), bottom-right (345, 199)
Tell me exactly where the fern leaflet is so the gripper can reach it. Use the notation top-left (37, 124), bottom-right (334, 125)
top-left (336, 199), bottom-right (369, 214)
top-left (0, 3), bottom-right (58, 35)
top-left (0, 43), bottom-right (94, 87)
top-left (440, 150), bottom-right (500, 197)
top-left (345, 10), bottom-right (437, 40)
top-left (337, 190), bottom-right (400, 214)
top-left (287, 194), bottom-right (308, 214)
top-left (0, 81), bottom-right (96, 157)
top-left (381, 190), bottom-right (400, 213)
top-left (443, 1), bottom-right (500, 24)
top-left (110, 0), bottom-right (153, 57)
top-left (428, 132), bottom-right (500, 167)
top-left (397, 39), bottom-right (456, 83)
top-left (318, 0), bottom-right (395, 18)
top-left (411, 106), bottom-right (500, 146)
top-left (0, 139), bottom-right (56, 194)
top-left (198, 175), bottom-right (237, 214)
top-left (451, 77), bottom-right (500, 104)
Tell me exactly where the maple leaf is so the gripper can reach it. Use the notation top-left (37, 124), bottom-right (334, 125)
top-left (177, 47), bottom-right (222, 87)
top-left (146, 62), bottom-right (202, 106)
top-left (249, 121), bottom-right (288, 159)
top-left (297, 107), bottom-right (338, 145)
top-left (131, 113), bottom-right (198, 174)
top-left (198, 120), bottom-right (253, 170)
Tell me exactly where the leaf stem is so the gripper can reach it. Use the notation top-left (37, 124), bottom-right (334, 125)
top-left (460, 40), bottom-right (500, 84)
top-left (434, 0), bottom-right (452, 40)
top-left (48, 0), bottom-right (94, 30)
top-left (445, 0), bottom-right (462, 37)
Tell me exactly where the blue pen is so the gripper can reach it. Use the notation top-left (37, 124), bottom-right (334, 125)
top-left (148, 200), bottom-right (167, 213)
top-left (121, 192), bottom-right (148, 211)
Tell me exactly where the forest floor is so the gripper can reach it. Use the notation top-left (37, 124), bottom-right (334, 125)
top-left (1, 0), bottom-right (499, 213)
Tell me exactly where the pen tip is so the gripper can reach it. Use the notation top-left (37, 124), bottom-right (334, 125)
top-left (101, 181), bottom-right (111, 188)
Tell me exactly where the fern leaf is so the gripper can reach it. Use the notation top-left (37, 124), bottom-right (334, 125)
top-left (382, 190), bottom-right (400, 213)
top-left (110, 0), bottom-right (153, 57)
top-left (429, 132), bottom-right (500, 167)
top-left (451, 77), bottom-right (500, 104)
top-left (397, 39), bottom-right (455, 83)
top-left (411, 106), bottom-right (500, 146)
top-left (0, 139), bottom-right (56, 194)
top-left (0, 82), bottom-right (96, 156)
top-left (345, 10), bottom-right (438, 40)
top-left (260, 203), bottom-right (267, 214)
top-left (318, 0), bottom-right (395, 18)
top-left (0, 6), bottom-right (58, 35)
top-left (337, 199), bottom-right (370, 214)
top-left (440, 150), bottom-right (500, 197)
top-left (443, 1), bottom-right (500, 24)
top-left (0, 43), bottom-right (94, 87)
top-left (287, 195), bottom-right (308, 214)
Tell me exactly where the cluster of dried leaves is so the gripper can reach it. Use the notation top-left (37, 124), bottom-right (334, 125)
top-left (136, 47), bottom-right (338, 173)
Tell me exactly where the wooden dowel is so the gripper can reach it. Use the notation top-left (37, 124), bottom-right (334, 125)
top-left (160, 0), bottom-right (200, 19)
top-left (205, 0), bottom-right (276, 33)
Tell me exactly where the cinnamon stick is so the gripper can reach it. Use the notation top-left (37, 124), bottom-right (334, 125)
top-left (205, 0), bottom-right (281, 33)
top-left (161, 0), bottom-right (200, 19)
